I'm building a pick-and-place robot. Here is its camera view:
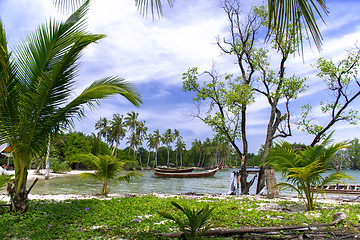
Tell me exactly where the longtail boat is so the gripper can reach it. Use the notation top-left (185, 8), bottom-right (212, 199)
top-left (313, 184), bottom-right (360, 194)
top-left (154, 168), bottom-right (218, 178)
top-left (154, 167), bottom-right (194, 173)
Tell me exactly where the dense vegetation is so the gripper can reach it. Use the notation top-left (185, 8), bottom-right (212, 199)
top-left (2, 127), bottom-right (360, 172)
top-left (0, 195), bottom-right (359, 239)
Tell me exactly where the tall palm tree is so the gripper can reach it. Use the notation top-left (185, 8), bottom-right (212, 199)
top-left (265, 134), bottom-right (354, 211)
top-left (162, 129), bottom-right (173, 166)
top-left (135, 120), bottom-right (147, 169)
top-left (152, 129), bottom-right (161, 168)
top-left (124, 111), bottom-right (139, 133)
top-left (108, 114), bottom-right (126, 156)
top-left (95, 117), bottom-right (110, 142)
top-left (145, 133), bottom-right (154, 168)
top-left (176, 136), bottom-right (186, 167)
top-left (0, 1), bottom-right (142, 212)
top-left (173, 129), bottom-right (180, 167)
top-left (192, 139), bottom-right (202, 167)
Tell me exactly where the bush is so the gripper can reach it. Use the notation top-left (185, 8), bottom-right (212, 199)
top-left (50, 157), bottom-right (71, 173)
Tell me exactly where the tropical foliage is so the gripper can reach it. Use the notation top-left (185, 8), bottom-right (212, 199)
top-left (70, 154), bottom-right (143, 196)
top-left (158, 201), bottom-right (215, 240)
top-left (265, 135), bottom-right (354, 211)
top-left (0, 1), bottom-right (141, 212)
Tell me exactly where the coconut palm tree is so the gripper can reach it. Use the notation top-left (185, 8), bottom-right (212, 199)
top-left (95, 117), bottom-right (110, 142)
top-left (176, 137), bottom-right (186, 167)
top-left (192, 139), bottom-right (202, 167)
top-left (173, 129), bottom-right (180, 167)
top-left (0, 1), bottom-right (142, 212)
top-left (70, 154), bottom-right (143, 196)
top-left (152, 129), bottom-right (161, 168)
top-left (108, 114), bottom-right (126, 156)
top-left (124, 111), bottom-right (139, 134)
top-left (135, 120), bottom-right (147, 169)
top-left (162, 129), bottom-right (173, 166)
top-left (265, 134), bottom-right (354, 211)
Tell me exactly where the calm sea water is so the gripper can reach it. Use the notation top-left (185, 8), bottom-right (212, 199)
top-left (22, 168), bottom-right (360, 196)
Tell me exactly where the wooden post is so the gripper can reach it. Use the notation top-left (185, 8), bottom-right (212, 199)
top-left (265, 169), bottom-right (279, 198)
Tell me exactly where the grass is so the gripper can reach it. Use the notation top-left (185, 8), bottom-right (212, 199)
top-left (0, 194), bottom-right (359, 239)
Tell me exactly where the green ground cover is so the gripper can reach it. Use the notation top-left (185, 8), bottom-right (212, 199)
top-left (0, 195), bottom-right (359, 239)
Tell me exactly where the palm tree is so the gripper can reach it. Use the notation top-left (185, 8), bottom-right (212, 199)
top-left (192, 139), bottom-right (202, 167)
top-left (70, 154), bottom-right (143, 196)
top-left (152, 129), bottom-right (161, 168)
top-left (265, 134), bottom-right (354, 211)
top-left (176, 137), bottom-right (186, 167)
top-left (173, 129), bottom-right (180, 167)
top-left (162, 129), bottom-right (173, 166)
top-left (135, 120), bottom-right (147, 169)
top-left (0, 1), bottom-right (142, 212)
top-left (124, 111), bottom-right (139, 134)
top-left (95, 117), bottom-right (110, 142)
top-left (108, 114), bottom-right (126, 156)
top-left (145, 133), bottom-right (154, 168)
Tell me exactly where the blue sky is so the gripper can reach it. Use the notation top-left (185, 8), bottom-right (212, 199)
top-left (1, 0), bottom-right (360, 153)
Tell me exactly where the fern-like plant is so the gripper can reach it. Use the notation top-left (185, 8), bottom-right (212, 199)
top-left (158, 201), bottom-right (215, 240)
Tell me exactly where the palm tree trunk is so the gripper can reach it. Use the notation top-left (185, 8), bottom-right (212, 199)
top-left (45, 136), bottom-right (51, 180)
top-left (146, 150), bottom-right (151, 168)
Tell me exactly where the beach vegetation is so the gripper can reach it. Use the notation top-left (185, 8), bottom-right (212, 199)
top-left (69, 154), bottom-right (143, 196)
top-left (158, 201), bottom-right (215, 240)
top-left (265, 134), bottom-right (355, 211)
top-left (0, 195), bottom-right (359, 239)
top-left (0, 0), bottom-right (141, 212)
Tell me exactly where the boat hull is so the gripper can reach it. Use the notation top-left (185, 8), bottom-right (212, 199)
top-left (154, 167), bottom-right (194, 173)
top-left (313, 184), bottom-right (360, 195)
top-left (154, 168), bottom-right (218, 178)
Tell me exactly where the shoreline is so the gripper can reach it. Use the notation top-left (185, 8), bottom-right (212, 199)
top-left (7, 169), bottom-right (96, 181)
top-left (1, 169), bottom-right (360, 205)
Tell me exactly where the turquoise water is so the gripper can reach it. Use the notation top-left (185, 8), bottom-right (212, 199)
top-left (25, 169), bottom-right (360, 196)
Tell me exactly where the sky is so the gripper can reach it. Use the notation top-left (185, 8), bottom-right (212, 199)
top-left (1, 0), bottom-right (360, 153)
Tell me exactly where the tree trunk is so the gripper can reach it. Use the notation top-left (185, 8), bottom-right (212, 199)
top-left (240, 155), bottom-right (250, 194)
top-left (7, 171), bottom-right (29, 213)
top-left (45, 136), bottom-right (51, 180)
top-left (265, 169), bottom-right (279, 198)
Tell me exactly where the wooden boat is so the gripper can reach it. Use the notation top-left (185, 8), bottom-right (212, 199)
top-left (154, 167), bottom-right (194, 173)
top-left (154, 168), bottom-right (218, 178)
top-left (313, 184), bottom-right (360, 194)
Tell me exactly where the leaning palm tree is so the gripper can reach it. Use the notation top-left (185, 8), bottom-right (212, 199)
top-left (0, 1), bottom-right (142, 212)
top-left (265, 134), bottom-right (354, 211)
top-left (70, 154), bottom-right (143, 196)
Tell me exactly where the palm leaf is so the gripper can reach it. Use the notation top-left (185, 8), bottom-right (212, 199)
top-left (267, 0), bottom-right (328, 52)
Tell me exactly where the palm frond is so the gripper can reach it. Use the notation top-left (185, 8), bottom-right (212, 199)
top-left (135, 0), bottom-right (174, 19)
top-left (52, 77), bottom-right (142, 129)
top-left (267, 0), bottom-right (328, 52)
top-left (0, 174), bottom-right (14, 188)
